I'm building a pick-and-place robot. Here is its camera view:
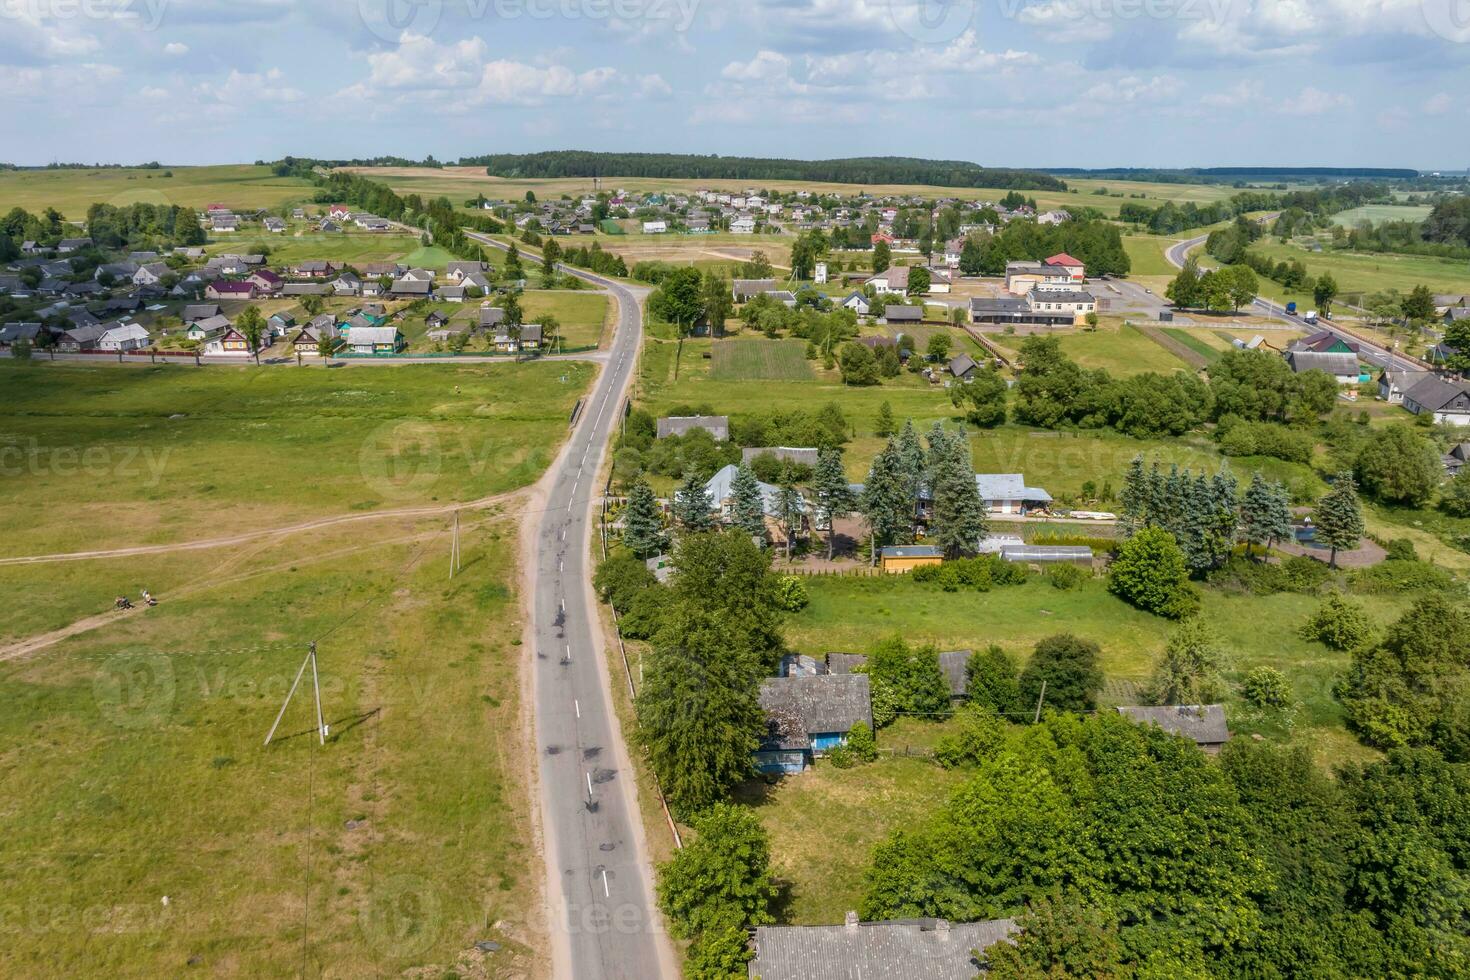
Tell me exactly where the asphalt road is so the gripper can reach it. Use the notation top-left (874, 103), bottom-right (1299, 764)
top-left (1163, 231), bottom-right (1399, 370)
top-left (468, 232), bottom-right (673, 979)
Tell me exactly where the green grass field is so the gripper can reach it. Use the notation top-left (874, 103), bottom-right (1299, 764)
top-left (1161, 327), bottom-right (1223, 363)
top-left (1330, 205), bottom-right (1433, 227)
top-left (520, 290), bottom-right (611, 348)
top-left (0, 165), bottom-right (316, 219)
top-left (710, 339), bottom-right (814, 381)
top-left (205, 233), bottom-right (424, 268)
top-left (0, 352), bottom-right (599, 976)
top-left (1123, 235), bottom-right (1186, 277)
top-left (349, 167), bottom-right (1241, 220)
top-left (0, 361), bottom-right (593, 554)
top-left (987, 322), bottom-right (1191, 378)
top-left (1248, 239), bottom-right (1470, 300)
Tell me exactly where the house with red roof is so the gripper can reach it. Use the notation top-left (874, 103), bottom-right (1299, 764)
top-left (205, 280), bottom-right (259, 301)
top-left (248, 269), bottom-right (283, 295)
top-left (1044, 253), bottom-right (1085, 282)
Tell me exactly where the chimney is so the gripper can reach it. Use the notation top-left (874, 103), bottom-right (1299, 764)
top-left (936, 919), bottom-right (951, 942)
top-left (844, 911), bottom-right (860, 933)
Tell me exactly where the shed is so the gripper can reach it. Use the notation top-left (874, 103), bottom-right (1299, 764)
top-left (1116, 704), bottom-right (1230, 753)
top-left (656, 415), bottom-right (730, 441)
top-left (881, 545), bottom-right (943, 573)
top-left (748, 914), bottom-right (1019, 980)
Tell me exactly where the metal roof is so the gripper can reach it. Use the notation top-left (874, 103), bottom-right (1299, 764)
top-left (1117, 704), bottom-right (1230, 745)
top-left (749, 917), bottom-right (1019, 980)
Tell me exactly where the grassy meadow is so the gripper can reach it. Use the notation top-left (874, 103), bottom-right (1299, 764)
top-left (204, 233), bottom-right (426, 268)
top-left (0, 165), bottom-right (315, 218)
top-left (0, 361), bottom-right (593, 554)
top-left (1247, 239), bottom-right (1470, 300)
top-left (0, 347), bottom-right (604, 977)
top-left (0, 509), bottom-right (546, 978)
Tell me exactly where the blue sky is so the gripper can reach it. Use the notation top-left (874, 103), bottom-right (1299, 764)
top-left (3, 0), bottom-right (1469, 169)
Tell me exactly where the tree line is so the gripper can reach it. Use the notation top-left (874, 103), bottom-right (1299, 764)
top-left (463, 151), bottom-right (1069, 191)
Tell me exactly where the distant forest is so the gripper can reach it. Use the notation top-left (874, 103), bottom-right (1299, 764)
top-left (461, 151), bottom-right (1069, 191)
top-left (1049, 166), bottom-right (1420, 184)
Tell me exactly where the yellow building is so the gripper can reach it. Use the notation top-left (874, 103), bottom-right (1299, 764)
top-left (881, 545), bottom-right (944, 574)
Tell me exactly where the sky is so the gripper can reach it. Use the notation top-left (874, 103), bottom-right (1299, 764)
top-left (2, 0), bottom-right (1469, 169)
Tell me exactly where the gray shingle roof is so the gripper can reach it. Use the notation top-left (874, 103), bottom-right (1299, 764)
top-left (759, 674), bottom-right (871, 737)
top-left (884, 304), bottom-right (923, 321)
top-left (1285, 350), bottom-right (1359, 377)
top-left (749, 917), bottom-right (1019, 980)
top-left (1117, 704), bottom-right (1230, 745)
top-left (657, 415), bottom-right (730, 440)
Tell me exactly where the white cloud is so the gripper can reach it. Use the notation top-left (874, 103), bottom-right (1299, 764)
top-left (1082, 74), bottom-right (1180, 104)
top-left (338, 32), bottom-right (636, 108)
top-left (1016, 0), bottom-right (1115, 43)
top-left (164, 42), bottom-right (190, 56)
top-left (200, 68), bottom-right (305, 105)
top-left (1279, 85), bottom-right (1352, 115)
top-left (1201, 79), bottom-right (1266, 108)
top-left (722, 50), bottom-right (793, 83)
top-left (1425, 91), bottom-right (1453, 114)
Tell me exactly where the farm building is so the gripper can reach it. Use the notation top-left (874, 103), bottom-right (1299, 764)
top-left (1117, 704), bottom-right (1230, 754)
top-left (1402, 375), bottom-right (1470, 426)
top-left (880, 545), bottom-right (943, 573)
top-left (974, 474), bottom-right (1053, 515)
top-left (733, 279), bottom-right (777, 302)
top-left (755, 674), bottom-right (872, 774)
top-left (998, 544), bottom-right (1094, 567)
top-left (656, 415), bottom-right (730, 441)
top-left (1285, 350), bottom-right (1362, 384)
top-left (747, 914), bottom-right (1019, 980)
top-left (346, 326), bottom-right (405, 356)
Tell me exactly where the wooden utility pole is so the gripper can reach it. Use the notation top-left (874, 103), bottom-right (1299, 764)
top-left (1032, 680), bottom-right (1047, 725)
top-left (449, 510), bottom-right (462, 579)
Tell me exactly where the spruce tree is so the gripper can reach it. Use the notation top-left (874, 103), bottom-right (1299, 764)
top-left (1204, 466), bottom-right (1239, 571)
top-left (861, 442), bottom-right (912, 565)
top-left (928, 425), bottom-right (988, 558)
top-left (622, 477), bottom-right (667, 559)
top-left (1240, 473), bottom-right (1294, 559)
top-left (729, 463), bottom-right (768, 544)
top-left (674, 468), bottom-right (716, 532)
top-left (775, 469), bottom-right (804, 561)
top-left (1315, 472), bottom-right (1364, 569)
top-left (894, 419), bottom-right (926, 518)
top-left (1119, 455), bottom-right (1148, 537)
top-left (874, 401), bottom-right (896, 438)
top-left (813, 447), bottom-right (855, 560)
top-left (1266, 481), bottom-right (1295, 552)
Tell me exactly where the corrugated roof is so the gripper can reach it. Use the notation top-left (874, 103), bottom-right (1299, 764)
top-left (759, 674), bottom-right (871, 736)
top-left (1117, 704), bottom-right (1230, 745)
top-left (749, 917), bottom-right (1019, 980)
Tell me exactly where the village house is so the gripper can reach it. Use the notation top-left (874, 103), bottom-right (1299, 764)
top-left (656, 415), bottom-right (730, 440)
top-left (1117, 704), bottom-right (1231, 754)
top-left (181, 303), bottom-right (221, 322)
top-left (1401, 375), bottom-right (1470, 426)
top-left (839, 292), bottom-right (870, 315)
top-left (755, 673), bottom-right (872, 774)
top-left (733, 279), bottom-right (777, 302)
top-left (346, 325), bottom-right (405, 356)
top-left (390, 277), bottom-right (432, 299)
top-left (292, 260), bottom-right (336, 278)
top-left (881, 304), bottom-right (923, 325)
top-left (98, 323), bottom-right (151, 352)
top-left (493, 322), bottom-right (543, 353)
top-left (747, 914), bottom-right (1018, 980)
top-left (292, 316), bottom-right (339, 355)
top-left (208, 326), bottom-right (264, 356)
top-left (969, 295), bottom-right (1076, 328)
top-left (58, 323), bottom-right (105, 351)
top-left (974, 474), bottom-right (1053, 515)
top-left (186, 314), bottom-right (232, 342)
top-left (1445, 443), bottom-right (1470, 477)
top-left (132, 262), bottom-right (171, 286)
top-left (1286, 350), bottom-right (1361, 385)
top-left (206, 280), bottom-right (258, 301)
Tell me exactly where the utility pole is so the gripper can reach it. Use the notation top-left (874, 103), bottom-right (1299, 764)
top-left (1032, 680), bottom-right (1047, 725)
top-left (449, 510), bottom-right (462, 579)
top-left (265, 642), bottom-right (327, 746)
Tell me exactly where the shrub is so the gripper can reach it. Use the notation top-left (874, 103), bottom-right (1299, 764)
top-left (1299, 592), bottom-right (1376, 650)
top-left (1442, 469), bottom-right (1470, 518)
top-left (1048, 563), bottom-right (1090, 590)
top-left (1350, 559), bottom-right (1455, 596)
top-left (593, 553), bottom-right (658, 610)
top-left (934, 707), bottom-right (1005, 769)
top-left (846, 721), bottom-right (877, 763)
top-left (774, 575), bottom-right (809, 611)
top-left (1109, 527), bottom-right (1197, 619)
top-left (1242, 666), bottom-right (1292, 709)
top-left (1383, 538), bottom-right (1419, 562)
top-left (1208, 555), bottom-right (1333, 596)
top-left (1019, 634), bottom-right (1104, 713)
top-left (826, 745), bottom-right (856, 769)
top-left (966, 646), bottom-right (1021, 715)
